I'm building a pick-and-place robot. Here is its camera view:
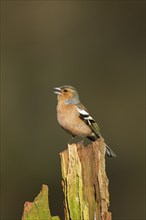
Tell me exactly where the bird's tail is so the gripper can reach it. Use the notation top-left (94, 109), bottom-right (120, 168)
top-left (87, 136), bottom-right (116, 157)
top-left (105, 145), bottom-right (117, 158)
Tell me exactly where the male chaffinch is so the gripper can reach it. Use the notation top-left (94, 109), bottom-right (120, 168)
top-left (54, 85), bottom-right (116, 157)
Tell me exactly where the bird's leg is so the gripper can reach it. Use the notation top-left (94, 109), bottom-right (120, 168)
top-left (78, 137), bottom-right (85, 144)
top-left (68, 135), bottom-right (75, 145)
top-left (76, 137), bottom-right (85, 148)
top-left (68, 136), bottom-right (85, 149)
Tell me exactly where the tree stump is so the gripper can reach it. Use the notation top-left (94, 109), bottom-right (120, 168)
top-left (60, 138), bottom-right (112, 220)
top-left (22, 139), bottom-right (112, 220)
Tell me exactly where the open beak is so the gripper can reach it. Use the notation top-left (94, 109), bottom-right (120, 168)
top-left (54, 87), bottom-right (62, 95)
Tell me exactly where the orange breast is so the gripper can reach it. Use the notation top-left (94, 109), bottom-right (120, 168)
top-left (57, 102), bottom-right (92, 137)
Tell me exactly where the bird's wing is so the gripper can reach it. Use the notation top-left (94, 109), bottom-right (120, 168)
top-left (76, 104), bottom-right (102, 138)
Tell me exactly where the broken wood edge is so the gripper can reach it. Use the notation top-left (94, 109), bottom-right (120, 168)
top-left (60, 139), bottom-right (112, 220)
top-left (21, 184), bottom-right (60, 220)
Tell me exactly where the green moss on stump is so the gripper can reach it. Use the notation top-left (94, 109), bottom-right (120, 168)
top-left (22, 185), bottom-right (60, 220)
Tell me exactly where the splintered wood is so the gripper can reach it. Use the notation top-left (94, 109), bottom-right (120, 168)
top-left (60, 139), bottom-right (112, 220)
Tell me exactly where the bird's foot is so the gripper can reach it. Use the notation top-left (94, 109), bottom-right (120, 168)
top-left (76, 137), bottom-right (85, 149)
top-left (67, 136), bottom-right (85, 149)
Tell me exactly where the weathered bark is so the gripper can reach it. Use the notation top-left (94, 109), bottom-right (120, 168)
top-left (60, 138), bottom-right (111, 220)
top-left (22, 185), bottom-right (60, 220)
top-left (22, 139), bottom-right (112, 220)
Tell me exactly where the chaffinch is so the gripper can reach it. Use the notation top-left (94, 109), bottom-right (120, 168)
top-left (54, 85), bottom-right (116, 157)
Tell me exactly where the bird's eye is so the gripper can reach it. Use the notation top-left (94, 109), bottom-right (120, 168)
top-left (63, 89), bottom-right (68, 92)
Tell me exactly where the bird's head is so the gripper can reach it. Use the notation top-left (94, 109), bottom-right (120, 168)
top-left (54, 85), bottom-right (80, 105)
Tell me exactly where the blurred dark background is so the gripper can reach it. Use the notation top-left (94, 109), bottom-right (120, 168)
top-left (1, 1), bottom-right (145, 220)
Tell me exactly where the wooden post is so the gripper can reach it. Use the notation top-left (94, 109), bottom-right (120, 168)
top-left (60, 139), bottom-right (112, 220)
top-left (22, 139), bottom-right (112, 220)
